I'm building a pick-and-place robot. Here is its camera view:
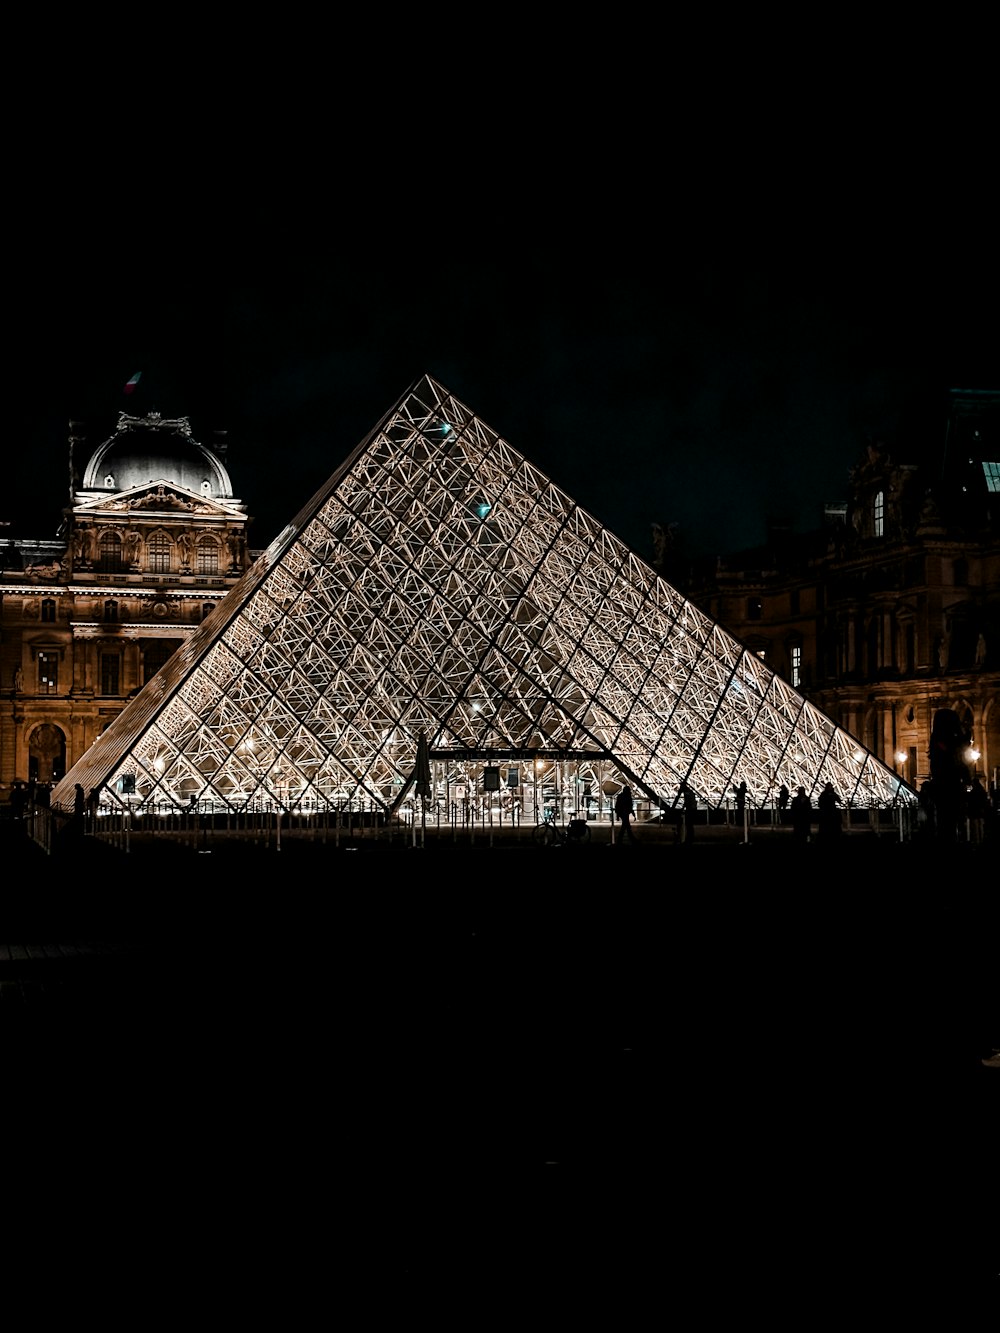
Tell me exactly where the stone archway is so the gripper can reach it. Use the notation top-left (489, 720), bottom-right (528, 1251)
top-left (28, 723), bottom-right (66, 783)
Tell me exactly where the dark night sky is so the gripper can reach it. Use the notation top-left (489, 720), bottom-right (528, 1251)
top-left (7, 226), bottom-right (998, 565)
top-left (7, 11), bottom-right (999, 569)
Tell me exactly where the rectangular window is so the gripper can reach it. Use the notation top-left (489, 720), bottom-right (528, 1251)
top-left (982, 461), bottom-right (1000, 492)
top-left (100, 653), bottom-right (120, 695)
top-left (148, 536), bottom-right (171, 573)
top-left (791, 645), bottom-right (802, 688)
top-left (747, 598), bottom-right (763, 621)
top-left (38, 651), bottom-right (58, 694)
top-left (197, 543), bottom-right (219, 574)
top-left (874, 490), bottom-right (885, 537)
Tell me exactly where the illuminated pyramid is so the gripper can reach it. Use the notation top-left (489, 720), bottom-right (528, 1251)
top-left (52, 374), bottom-right (913, 817)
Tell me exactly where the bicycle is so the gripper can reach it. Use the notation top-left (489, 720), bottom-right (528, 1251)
top-left (533, 810), bottom-right (591, 847)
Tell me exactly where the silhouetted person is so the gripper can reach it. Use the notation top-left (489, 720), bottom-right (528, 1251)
top-left (680, 781), bottom-right (697, 843)
top-left (63, 782), bottom-right (86, 843)
top-left (817, 782), bottom-right (842, 842)
top-left (929, 708), bottom-right (970, 842)
top-left (917, 780), bottom-right (936, 839)
top-left (614, 786), bottom-right (637, 844)
top-left (790, 786), bottom-right (812, 843)
top-left (967, 776), bottom-right (990, 845)
top-left (777, 784), bottom-right (790, 821)
top-left (734, 780), bottom-right (747, 819)
top-left (87, 786), bottom-right (101, 831)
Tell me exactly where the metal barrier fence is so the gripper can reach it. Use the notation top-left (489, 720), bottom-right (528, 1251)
top-left (16, 793), bottom-right (927, 853)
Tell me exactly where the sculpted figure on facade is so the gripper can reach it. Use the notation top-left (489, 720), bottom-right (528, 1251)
top-left (226, 531), bottom-right (244, 572)
top-left (178, 531), bottom-right (197, 566)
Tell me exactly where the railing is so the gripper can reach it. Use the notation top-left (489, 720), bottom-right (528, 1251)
top-left (16, 792), bottom-right (925, 854)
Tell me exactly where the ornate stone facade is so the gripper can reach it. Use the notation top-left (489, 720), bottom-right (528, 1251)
top-left (1, 413), bottom-right (253, 797)
top-left (675, 390), bottom-right (1000, 800)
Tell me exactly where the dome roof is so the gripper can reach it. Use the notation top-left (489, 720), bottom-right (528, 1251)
top-left (80, 411), bottom-right (235, 500)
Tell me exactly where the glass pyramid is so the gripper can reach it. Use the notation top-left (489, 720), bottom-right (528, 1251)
top-left (51, 374), bottom-right (913, 818)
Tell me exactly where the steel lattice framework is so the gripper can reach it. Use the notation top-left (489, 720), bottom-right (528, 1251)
top-left (51, 374), bottom-right (914, 816)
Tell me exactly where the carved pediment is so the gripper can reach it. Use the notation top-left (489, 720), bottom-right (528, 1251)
top-left (76, 480), bottom-right (244, 518)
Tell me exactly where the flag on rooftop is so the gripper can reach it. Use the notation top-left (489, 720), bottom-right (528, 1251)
top-left (124, 372), bottom-right (142, 395)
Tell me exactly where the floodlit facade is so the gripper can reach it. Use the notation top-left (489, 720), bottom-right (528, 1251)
top-left (1, 412), bottom-right (252, 794)
top-left (679, 388), bottom-right (1000, 797)
top-left (50, 375), bottom-right (913, 820)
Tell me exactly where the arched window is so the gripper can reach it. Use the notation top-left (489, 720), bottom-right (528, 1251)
top-left (197, 537), bottom-right (219, 575)
top-left (148, 532), bottom-right (171, 574)
top-left (104, 599), bottom-right (118, 622)
top-left (873, 490), bottom-right (885, 538)
top-left (747, 597), bottom-right (763, 621)
top-left (201, 602), bottom-right (216, 621)
top-left (41, 598), bottom-right (56, 623)
top-left (99, 531), bottom-right (123, 572)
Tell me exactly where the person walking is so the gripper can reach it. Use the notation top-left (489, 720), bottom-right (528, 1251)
top-left (790, 786), bottom-right (812, 844)
top-left (614, 786), bottom-right (637, 844)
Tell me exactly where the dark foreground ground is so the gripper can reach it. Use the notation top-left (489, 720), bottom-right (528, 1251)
top-left (2, 823), bottom-right (997, 1310)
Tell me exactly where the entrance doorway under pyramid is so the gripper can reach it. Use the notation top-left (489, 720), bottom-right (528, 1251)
top-left (52, 374), bottom-right (914, 824)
